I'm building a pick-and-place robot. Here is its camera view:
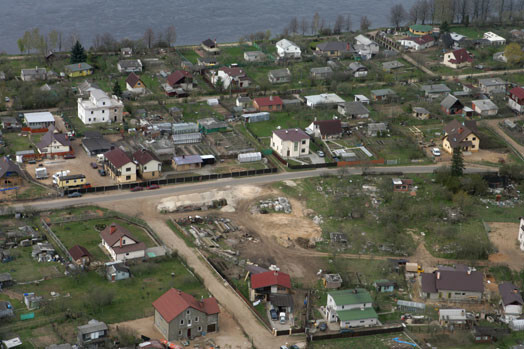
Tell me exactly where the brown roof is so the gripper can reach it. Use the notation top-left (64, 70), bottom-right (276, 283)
top-left (450, 48), bottom-right (473, 64)
top-left (126, 72), bottom-right (143, 87)
top-left (153, 288), bottom-right (220, 323)
top-left (68, 245), bottom-right (91, 261)
top-left (414, 35), bottom-right (435, 45)
top-left (510, 87), bottom-right (524, 100)
top-left (111, 241), bottom-right (146, 254)
top-left (421, 269), bottom-right (483, 293)
top-left (499, 282), bottom-right (524, 306)
top-left (167, 70), bottom-right (192, 87)
top-left (36, 125), bottom-right (71, 151)
top-left (219, 67), bottom-right (246, 77)
top-left (104, 148), bottom-right (132, 168)
top-left (254, 96), bottom-right (283, 107)
top-left (443, 120), bottom-right (478, 148)
top-left (0, 156), bottom-right (23, 179)
top-left (313, 120), bottom-right (342, 136)
top-left (133, 149), bottom-right (158, 165)
top-left (273, 128), bottom-right (309, 142)
top-left (100, 223), bottom-right (140, 247)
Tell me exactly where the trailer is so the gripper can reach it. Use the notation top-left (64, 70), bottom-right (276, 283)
top-left (35, 167), bottom-right (48, 179)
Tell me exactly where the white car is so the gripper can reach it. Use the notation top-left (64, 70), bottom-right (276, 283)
top-left (317, 150), bottom-right (325, 157)
top-left (431, 148), bottom-right (441, 156)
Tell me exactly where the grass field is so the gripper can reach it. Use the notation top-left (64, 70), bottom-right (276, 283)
top-left (309, 332), bottom-right (416, 348)
top-left (0, 246), bottom-right (64, 282)
top-left (4, 132), bottom-right (32, 154)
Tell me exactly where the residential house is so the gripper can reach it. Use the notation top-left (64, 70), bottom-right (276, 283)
top-left (21, 67), bottom-right (47, 81)
top-left (68, 245), bottom-right (91, 266)
top-left (24, 292), bottom-right (43, 310)
top-left (472, 99), bottom-right (498, 116)
top-left (493, 51), bottom-right (508, 63)
top-left (413, 107), bottom-right (430, 120)
top-left (105, 262), bottom-right (130, 281)
top-left (443, 48), bottom-right (473, 69)
top-left (478, 78), bottom-right (507, 95)
top-left (197, 56), bottom-right (218, 67)
top-left (24, 112), bottom-right (55, 129)
top-left (103, 148), bottom-right (137, 183)
top-left (348, 62), bottom-right (368, 78)
top-left (310, 67), bottom-right (333, 80)
top-left (276, 39), bottom-right (301, 58)
top-left (305, 93), bottom-right (345, 108)
top-left (371, 89), bottom-right (397, 102)
top-left (121, 47), bottom-right (132, 57)
top-left (325, 289), bottom-right (378, 328)
top-left (249, 270), bottom-right (291, 301)
top-left (354, 94), bottom-right (370, 104)
top-left (81, 133), bottom-right (112, 156)
top-left (421, 84), bottom-right (451, 99)
top-left (439, 308), bottom-right (467, 324)
top-left (77, 88), bottom-right (124, 125)
top-left (211, 67), bottom-right (250, 90)
top-left (442, 119), bottom-right (480, 154)
top-left (354, 34), bottom-right (379, 56)
top-left (201, 38), bottom-right (219, 54)
top-left (77, 319), bottom-right (108, 348)
top-left (483, 32), bottom-right (506, 45)
top-left (236, 96), bottom-right (252, 109)
top-left (399, 35), bottom-right (435, 51)
top-left (1, 117), bottom-right (21, 129)
top-left (2, 338), bottom-right (22, 349)
top-left (420, 267), bottom-right (484, 301)
top-left (271, 128), bottom-right (310, 159)
top-left (315, 42), bottom-right (353, 57)
top-left (153, 288), bottom-right (219, 341)
top-left (508, 87), bottom-right (524, 113)
top-left (36, 126), bottom-right (72, 157)
top-left (0, 157), bottom-right (24, 189)
top-left (0, 301), bottom-right (13, 319)
top-left (244, 51), bottom-right (265, 62)
top-left (409, 24), bottom-right (433, 36)
top-left (253, 96), bottom-right (283, 112)
top-left (392, 178), bottom-right (413, 192)
top-left (133, 149), bottom-right (161, 179)
top-left (367, 123), bottom-right (388, 137)
top-left (307, 120), bottom-right (343, 139)
top-left (65, 63), bottom-right (93, 78)
top-left (499, 282), bottom-right (523, 323)
top-left (322, 274), bottom-right (343, 289)
top-left (441, 95), bottom-right (464, 115)
top-left (163, 70), bottom-right (193, 96)
top-left (117, 59), bottom-right (143, 73)
top-left (382, 60), bottom-right (405, 71)
top-left (126, 72), bottom-right (146, 94)
top-left (338, 101), bottom-right (370, 119)
top-left (268, 68), bottom-right (291, 84)
top-left (0, 71), bottom-right (6, 80)
top-left (172, 155), bottom-right (203, 172)
top-left (374, 280), bottom-right (396, 292)
top-left (100, 223), bottom-right (146, 261)
top-left (197, 118), bottom-right (228, 134)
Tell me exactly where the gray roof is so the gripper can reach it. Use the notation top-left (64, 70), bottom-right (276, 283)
top-left (65, 62), bottom-right (92, 72)
top-left (269, 68), bottom-right (291, 78)
top-left (421, 84), bottom-right (451, 94)
top-left (372, 88), bottom-right (396, 97)
top-left (118, 60), bottom-right (141, 69)
top-left (421, 269), bottom-right (483, 293)
top-left (368, 123), bottom-right (388, 132)
top-left (340, 101), bottom-right (369, 115)
top-left (499, 282), bottom-right (524, 306)
top-left (78, 319), bottom-right (108, 335)
top-left (382, 60), bottom-right (405, 70)
top-left (317, 41), bottom-right (352, 52)
top-left (82, 137), bottom-right (112, 152)
top-left (441, 95), bottom-right (461, 109)
top-left (173, 155), bottom-right (203, 165)
top-left (473, 99), bottom-right (498, 111)
top-left (0, 273), bottom-right (12, 282)
top-left (36, 126), bottom-right (71, 151)
top-left (348, 62), bottom-right (367, 72)
top-left (310, 67), bottom-right (333, 74)
top-left (478, 77), bottom-right (507, 86)
top-left (270, 294), bottom-right (294, 308)
top-left (22, 67), bottom-right (47, 76)
top-left (413, 107), bottom-right (430, 114)
top-left (0, 157), bottom-right (23, 179)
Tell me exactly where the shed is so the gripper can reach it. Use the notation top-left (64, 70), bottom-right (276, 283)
top-left (373, 279), bottom-right (396, 292)
top-left (322, 274), bottom-right (343, 289)
top-left (172, 155), bottom-right (203, 171)
top-left (397, 300), bottom-right (425, 313)
top-left (242, 112), bottom-right (270, 123)
top-left (106, 262), bottom-right (130, 281)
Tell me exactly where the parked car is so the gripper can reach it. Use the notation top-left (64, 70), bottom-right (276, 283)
top-left (279, 312), bottom-right (286, 324)
top-left (317, 150), bottom-right (325, 157)
top-left (270, 309), bottom-right (278, 321)
top-left (67, 192), bottom-right (82, 198)
top-left (98, 169), bottom-right (106, 176)
top-left (4, 97), bottom-right (9, 102)
top-left (431, 147), bottom-right (441, 156)
top-left (319, 322), bottom-right (327, 331)
top-left (90, 162), bottom-right (98, 169)
top-left (147, 184), bottom-right (160, 190)
top-left (63, 154), bottom-right (76, 159)
top-left (27, 159), bottom-right (36, 164)
top-left (130, 186), bottom-right (144, 192)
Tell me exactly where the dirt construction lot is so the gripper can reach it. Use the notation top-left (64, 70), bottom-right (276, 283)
top-left (488, 222), bottom-right (524, 270)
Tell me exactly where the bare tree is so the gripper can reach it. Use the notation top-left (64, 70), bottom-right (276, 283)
top-left (57, 31), bottom-right (63, 52)
top-left (289, 17), bottom-right (299, 34)
top-left (456, 0), bottom-right (470, 23)
top-left (92, 34), bottom-right (102, 51)
top-left (390, 4), bottom-right (407, 28)
top-left (144, 28), bottom-right (154, 49)
top-left (344, 14), bottom-right (352, 31)
top-left (419, 0), bottom-right (430, 23)
top-left (300, 17), bottom-right (309, 35)
top-left (166, 25), bottom-right (177, 47)
top-left (100, 32), bottom-right (116, 51)
top-left (508, 0), bottom-right (514, 22)
top-left (312, 12), bottom-right (320, 34)
top-left (360, 16), bottom-right (371, 31)
top-left (48, 30), bottom-right (59, 51)
top-left (319, 18), bottom-right (326, 33)
top-left (409, 2), bottom-right (421, 23)
top-left (498, 0), bottom-right (506, 23)
top-left (334, 15), bottom-right (344, 34)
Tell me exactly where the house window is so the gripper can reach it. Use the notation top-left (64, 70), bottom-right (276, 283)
top-left (103, 102), bottom-right (106, 105)
top-left (144, 166), bottom-right (147, 170)
top-left (341, 305), bottom-right (344, 309)
top-left (302, 140), bottom-right (306, 145)
top-left (187, 310), bottom-right (190, 315)
top-left (91, 111), bottom-right (94, 114)
top-left (198, 326), bottom-right (202, 331)
top-left (472, 137), bottom-right (476, 140)
top-left (114, 109), bottom-right (117, 112)
top-left (178, 330), bottom-right (182, 335)
top-left (102, 110), bottom-right (105, 113)
top-left (294, 142), bottom-right (298, 151)
top-left (301, 148), bottom-right (306, 153)
top-left (188, 319), bottom-right (191, 325)
top-left (126, 167), bottom-right (131, 172)
top-left (195, 316), bottom-right (199, 322)
top-left (126, 253), bottom-right (129, 256)
top-left (180, 319), bottom-right (184, 325)
top-left (126, 175), bottom-right (131, 180)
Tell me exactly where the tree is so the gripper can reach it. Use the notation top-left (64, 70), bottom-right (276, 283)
top-left (17, 38), bottom-right (25, 54)
top-left (344, 14), bottom-right (352, 31)
top-left (409, 2), bottom-right (421, 24)
top-left (144, 28), bottom-right (155, 49)
top-left (390, 4), bottom-right (407, 28)
top-left (440, 20), bottom-right (450, 33)
top-left (334, 15), bottom-right (344, 34)
top-left (166, 25), bottom-right (177, 47)
top-left (505, 42), bottom-right (524, 64)
top-left (360, 16), bottom-right (371, 31)
top-left (112, 81), bottom-right (122, 97)
top-left (312, 12), bottom-right (321, 34)
top-left (289, 17), bottom-right (299, 35)
top-left (48, 30), bottom-right (59, 52)
top-left (215, 77), bottom-right (224, 92)
top-left (451, 147), bottom-right (465, 176)
top-left (70, 40), bottom-right (86, 64)
top-left (300, 18), bottom-right (309, 35)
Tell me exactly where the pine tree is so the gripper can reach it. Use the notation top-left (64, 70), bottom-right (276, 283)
top-left (70, 40), bottom-right (87, 64)
top-left (451, 147), bottom-right (464, 177)
top-left (112, 81), bottom-right (122, 97)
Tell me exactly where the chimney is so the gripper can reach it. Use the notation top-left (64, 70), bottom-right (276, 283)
top-left (78, 63), bottom-right (81, 68)
top-left (182, 154), bottom-right (185, 159)
top-left (270, 96), bottom-right (273, 101)
top-left (120, 237), bottom-right (123, 248)
top-left (436, 272), bottom-right (441, 280)
top-left (467, 269), bottom-right (471, 275)
top-left (178, 290), bottom-right (182, 295)
top-left (274, 271), bottom-right (278, 276)
top-left (346, 43), bottom-right (350, 51)
top-left (110, 224), bottom-right (116, 234)
top-left (285, 130), bottom-right (288, 134)
top-left (458, 128), bottom-right (463, 134)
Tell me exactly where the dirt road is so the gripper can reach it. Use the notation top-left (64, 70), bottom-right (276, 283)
top-left (482, 117), bottom-right (524, 161)
top-left (442, 68), bottom-right (524, 80)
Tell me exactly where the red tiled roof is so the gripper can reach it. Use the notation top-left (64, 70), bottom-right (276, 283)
top-left (133, 149), bottom-right (158, 165)
top-left (126, 72), bottom-right (143, 87)
top-left (254, 96), bottom-right (283, 107)
top-left (313, 119), bottom-right (342, 136)
top-left (414, 35), bottom-right (434, 45)
top-left (153, 288), bottom-right (220, 323)
top-left (111, 241), bottom-right (146, 254)
top-left (450, 48), bottom-right (473, 64)
top-left (100, 223), bottom-right (140, 247)
top-left (68, 245), bottom-right (91, 261)
top-left (250, 271), bottom-right (291, 289)
top-left (167, 70), bottom-right (192, 87)
top-left (510, 87), bottom-right (524, 100)
top-left (273, 128), bottom-right (309, 142)
top-left (104, 148), bottom-right (132, 168)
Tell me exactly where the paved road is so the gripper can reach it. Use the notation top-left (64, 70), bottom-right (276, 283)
top-left (3, 164), bottom-right (497, 213)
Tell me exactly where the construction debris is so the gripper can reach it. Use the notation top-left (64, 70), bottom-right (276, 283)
top-left (257, 197), bottom-right (292, 214)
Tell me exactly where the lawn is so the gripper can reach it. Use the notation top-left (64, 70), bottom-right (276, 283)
top-left (4, 132), bottom-right (32, 154)
top-left (49, 218), bottom-right (156, 262)
top-left (309, 332), bottom-right (416, 349)
top-left (179, 102), bottom-right (220, 123)
top-left (16, 183), bottom-right (54, 201)
top-left (0, 246), bottom-right (64, 283)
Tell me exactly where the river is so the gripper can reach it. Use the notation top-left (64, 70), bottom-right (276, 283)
top-left (1, 0), bottom-right (415, 54)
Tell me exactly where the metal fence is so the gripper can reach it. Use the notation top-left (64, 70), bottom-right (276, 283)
top-left (41, 218), bottom-right (73, 262)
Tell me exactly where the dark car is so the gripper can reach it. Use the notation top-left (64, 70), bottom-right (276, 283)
top-left (27, 159), bottom-right (36, 164)
top-left (63, 154), bottom-right (76, 159)
top-left (147, 184), bottom-right (160, 190)
top-left (90, 162), bottom-right (98, 169)
top-left (98, 169), bottom-right (106, 176)
top-left (270, 309), bottom-right (277, 321)
top-left (67, 192), bottom-right (82, 198)
top-left (130, 186), bottom-right (144, 192)
top-left (319, 322), bottom-right (327, 331)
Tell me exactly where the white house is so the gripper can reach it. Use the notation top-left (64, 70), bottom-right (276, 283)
top-left (100, 223), bottom-right (146, 261)
top-left (483, 32), bottom-right (506, 45)
top-left (398, 35), bottom-right (435, 51)
top-left (354, 95), bottom-right (370, 104)
top-left (499, 282), bottom-right (523, 323)
top-left (276, 39), bottom-right (301, 58)
top-left (133, 149), bottom-right (162, 179)
top-left (117, 59), bottom-right (143, 73)
top-left (354, 35), bottom-right (379, 56)
top-left (472, 99), bottom-right (498, 116)
top-left (77, 88), bottom-right (124, 125)
top-left (443, 48), bottom-right (473, 69)
top-left (271, 128), bottom-right (310, 158)
top-left (439, 309), bottom-right (467, 324)
top-left (211, 67), bottom-right (250, 90)
top-left (36, 125), bottom-right (72, 156)
top-left (305, 93), bottom-right (345, 108)
top-left (325, 289), bottom-right (378, 329)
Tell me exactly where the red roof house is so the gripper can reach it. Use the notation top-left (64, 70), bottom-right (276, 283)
top-left (167, 70), bottom-right (193, 87)
top-left (443, 48), bottom-right (473, 69)
top-left (100, 223), bottom-right (146, 261)
top-left (309, 119), bottom-right (343, 139)
top-left (509, 87), bottom-right (524, 113)
top-left (249, 271), bottom-right (291, 301)
top-left (253, 96), bottom-right (283, 112)
top-left (68, 245), bottom-right (92, 265)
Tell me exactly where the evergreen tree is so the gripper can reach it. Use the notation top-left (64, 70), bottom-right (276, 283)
top-left (440, 21), bottom-right (450, 33)
top-left (451, 147), bottom-right (464, 177)
top-left (112, 81), bottom-right (122, 97)
top-left (70, 40), bottom-right (87, 64)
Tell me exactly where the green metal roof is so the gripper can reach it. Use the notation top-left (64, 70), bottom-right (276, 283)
top-left (329, 288), bottom-right (373, 305)
top-left (337, 307), bottom-right (378, 321)
top-left (410, 24), bottom-right (433, 32)
top-left (65, 62), bottom-right (93, 72)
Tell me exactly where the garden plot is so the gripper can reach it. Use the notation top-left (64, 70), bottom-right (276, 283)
top-left (204, 130), bottom-right (256, 156)
top-left (325, 139), bottom-right (375, 160)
